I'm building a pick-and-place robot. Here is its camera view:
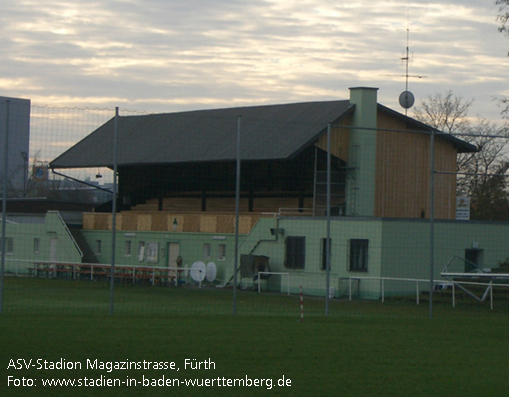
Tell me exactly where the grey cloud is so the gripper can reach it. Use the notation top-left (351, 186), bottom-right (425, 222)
top-left (0, 0), bottom-right (506, 125)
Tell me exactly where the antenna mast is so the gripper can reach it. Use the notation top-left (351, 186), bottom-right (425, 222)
top-left (382, 3), bottom-right (426, 115)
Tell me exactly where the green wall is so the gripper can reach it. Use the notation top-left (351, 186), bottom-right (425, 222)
top-left (241, 217), bottom-right (383, 298)
top-left (66, 215), bottom-right (509, 300)
top-left (380, 219), bottom-right (509, 296)
top-left (3, 212), bottom-right (83, 274)
top-left (81, 229), bottom-right (238, 284)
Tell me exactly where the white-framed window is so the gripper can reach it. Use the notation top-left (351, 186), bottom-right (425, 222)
top-left (146, 242), bottom-right (159, 263)
top-left (125, 240), bottom-right (132, 256)
top-left (203, 243), bottom-right (211, 260)
top-left (218, 244), bottom-right (226, 261)
top-left (33, 238), bottom-right (40, 254)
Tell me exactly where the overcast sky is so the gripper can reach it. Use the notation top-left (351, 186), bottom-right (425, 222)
top-left (1, 0), bottom-right (508, 124)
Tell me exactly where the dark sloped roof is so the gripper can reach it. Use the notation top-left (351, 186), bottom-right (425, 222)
top-left (377, 104), bottom-right (478, 153)
top-left (50, 99), bottom-right (477, 169)
top-left (50, 101), bottom-right (354, 169)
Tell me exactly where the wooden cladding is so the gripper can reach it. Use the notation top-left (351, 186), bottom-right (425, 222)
top-left (83, 212), bottom-right (262, 234)
top-left (315, 116), bottom-right (351, 163)
top-left (375, 110), bottom-right (457, 219)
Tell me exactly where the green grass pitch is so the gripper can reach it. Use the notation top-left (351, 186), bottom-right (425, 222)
top-left (1, 277), bottom-right (509, 396)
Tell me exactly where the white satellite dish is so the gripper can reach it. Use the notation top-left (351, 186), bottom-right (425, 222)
top-left (399, 90), bottom-right (415, 109)
top-left (190, 261), bottom-right (206, 282)
top-left (206, 262), bottom-right (217, 282)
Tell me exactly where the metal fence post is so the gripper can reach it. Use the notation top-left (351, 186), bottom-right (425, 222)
top-left (233, 116), bottom-right (241, 315)
top-left (109, 107), bottom-right (119, 316)
top-left (429, 129), bottom-right (435, 319)
top-left (0, 100), bottom-right (10, 314)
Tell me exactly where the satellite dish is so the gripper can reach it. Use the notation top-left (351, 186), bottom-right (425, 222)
top-left (399, 91), bottom-right (415, 109)
top-left (206, 262), bottom-right (217, 282)
top-left (190, 261), bottom-right (206, 282)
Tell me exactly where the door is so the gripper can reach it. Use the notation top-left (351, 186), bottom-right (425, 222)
top-left (465, 249), bottom-right (483, 272)
top-left (50, 237), bottom-right (58, 262)
top-left (167, 242), bottom-right (180, 282)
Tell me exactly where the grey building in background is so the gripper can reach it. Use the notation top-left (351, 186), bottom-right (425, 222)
top-left (0, 97), bottom-right (31, 197)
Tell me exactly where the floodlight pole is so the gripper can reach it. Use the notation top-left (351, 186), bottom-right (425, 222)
top-left (233, 116), bottom-right (241, 315)
top-left (109, 107), bottom-right (119, 316)
top-left (325, 123), bottom-right (332, 316)
top-left (0, 100), bottom-right (10, 314)
top-left (429, 129), bottom-right (435, 319)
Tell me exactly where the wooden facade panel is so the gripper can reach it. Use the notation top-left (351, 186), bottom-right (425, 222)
top-left (375, 110), bottom-right (458, 219)
top-left (216, 215), bottom-right (234, 233)
top-left (94, 214), bottom-right (109, 230)
top-left (151, 214), bottom-right (168, 231)
top-left (200, 215), bottom-right (218, 233)
top-left (83, 213), bottom-right (95, 230)
top-left (433, 139), bottom-right (457, 219)
top-left (83, 212), bottom-right (259, 234)
top-left (121, 213), bottom-right (138, 231)
top-left (315, 116), bottom-right (351, 162)
top-left (183, 214), bottom-right (200, 233)
top-left (238, 216), bottom-right (255, 234)
top-left (137, 214), bottom-right (152, 231)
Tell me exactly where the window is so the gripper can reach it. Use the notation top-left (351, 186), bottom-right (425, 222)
top-left (34, 238), bottom-right (40, 254)
top-left (138, 241), bottom-right (145, 262)
top-left (146, 242), bottom-right (159, 263)
top-left (320, 238), bottom-right (331, 271)
top-left (218, 244), bottom-right (226, 261)
top-left (203, 243), bottom-right (211, 260)
top-left (124, 241), bottom-right (132, 256)
top-left (95, 240), bottom-right (102, 255)
top-left (349, 239), bottom-right (369, 272)
top-left (1, 238), bottom-right (14, 255)
top-left (285, 236), bottom-right (306, 269)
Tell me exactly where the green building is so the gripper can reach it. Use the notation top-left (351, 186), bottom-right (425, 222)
top-left (9, 87), bottom-right (505, 299)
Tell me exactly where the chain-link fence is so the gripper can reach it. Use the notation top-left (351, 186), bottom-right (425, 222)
top-left (2, 98), bottom-right (509, 317)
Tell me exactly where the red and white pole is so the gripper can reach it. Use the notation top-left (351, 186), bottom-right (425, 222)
top-left (300, 285), bottom-right (304, 322)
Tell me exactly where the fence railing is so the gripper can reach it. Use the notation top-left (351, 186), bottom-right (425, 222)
top-left (3, 259), bottom-right (212, 287)
top-left (346, 276), bottom-right (509, 310)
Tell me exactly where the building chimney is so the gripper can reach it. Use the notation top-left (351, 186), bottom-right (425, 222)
top-left (346, 87), bottom-right (378, 217)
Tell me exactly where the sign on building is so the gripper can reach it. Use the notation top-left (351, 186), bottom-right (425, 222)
top-left (456, 197), bottom-right (471, 221)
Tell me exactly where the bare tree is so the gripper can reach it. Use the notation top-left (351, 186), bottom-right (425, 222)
top-left (496, 0), bottom-right (509, 116)
top-left (413, 91), bottom-right (509, 221)
top-left (413, 90), bottom-right (473, 134)
top-left (497, 0), bottom-right (509, 39)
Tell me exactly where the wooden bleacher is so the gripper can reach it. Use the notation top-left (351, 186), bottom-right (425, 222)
top-left (84, 193), bottom-right (314, 234)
